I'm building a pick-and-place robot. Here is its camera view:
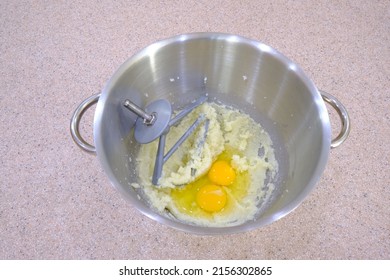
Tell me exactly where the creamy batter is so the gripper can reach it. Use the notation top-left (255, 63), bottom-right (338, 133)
top-left (132, 101), bottom-right (278, 227)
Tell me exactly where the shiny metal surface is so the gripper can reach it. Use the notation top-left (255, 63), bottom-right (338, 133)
top-left (320, 91), bottom-right (351, 148)
top-left (123, 99), bottom-right (156, 126)
top-left (131, 99), bottom-right (172, 144)
top-left (77, 33), bottom-right (349, 234)
top-left (70, 93), bottom-right (100, 153)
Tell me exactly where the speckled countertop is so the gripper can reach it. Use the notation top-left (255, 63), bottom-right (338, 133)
top-left (1, 0), bottom-right (389, 259)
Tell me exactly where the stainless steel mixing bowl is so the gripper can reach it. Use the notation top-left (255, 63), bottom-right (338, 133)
top-left (71, 33), bottom-right (350, 234)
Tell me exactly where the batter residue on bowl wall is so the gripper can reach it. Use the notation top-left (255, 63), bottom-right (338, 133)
top-left (133, 101), bottom-right (278, 227)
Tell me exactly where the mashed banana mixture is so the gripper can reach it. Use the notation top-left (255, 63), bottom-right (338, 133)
top-left (133, 101), bottom-right (278, 227)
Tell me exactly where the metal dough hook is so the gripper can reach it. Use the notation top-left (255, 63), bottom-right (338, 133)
top-left (123, 95), bottom-right (208, 185)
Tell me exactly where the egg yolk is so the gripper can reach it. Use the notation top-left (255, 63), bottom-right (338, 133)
top-left (196, 184), bottom-right (227, 212)
top-left (208, 160), bottom-right (236, 186)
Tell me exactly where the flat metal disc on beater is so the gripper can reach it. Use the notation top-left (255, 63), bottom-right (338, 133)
top-left (134, 99), bottom-right (172, 144)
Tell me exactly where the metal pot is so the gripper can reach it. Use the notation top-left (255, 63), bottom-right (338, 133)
top-left (71, 33), bottom-right (350, 234)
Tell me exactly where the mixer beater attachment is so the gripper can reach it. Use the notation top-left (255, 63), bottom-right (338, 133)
top-left (123, 95), bottom-right (208, 185)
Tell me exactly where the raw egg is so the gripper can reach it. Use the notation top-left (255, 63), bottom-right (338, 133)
top-left (170, 149), bottom-right (249, 218)
top-left (208, 160), bottom-right (236, 186)
top-left (196, 184), bottom-right (227, 212)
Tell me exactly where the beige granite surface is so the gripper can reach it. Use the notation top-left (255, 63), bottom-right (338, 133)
top-left (1, 0), bottom-right (389, 259)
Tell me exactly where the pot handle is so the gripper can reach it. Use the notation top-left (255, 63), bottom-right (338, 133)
top-left (70, 93), bottom-right (101, 153)
top-left (320, 90), bottom-right (351, 148)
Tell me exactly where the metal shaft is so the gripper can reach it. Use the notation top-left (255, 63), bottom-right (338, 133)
top-left (123, 99), bottom-right (156, 125)
top-left (169, 95), bottom-right (208, 126)
top-left (125, 95), bottom-right (209, 186)
top-left (163, 115), bottom-right (205, 163)
top-left (152, 134), bottom-right (166, 185)
top-left (151, 115), bottom-right (206, 185)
